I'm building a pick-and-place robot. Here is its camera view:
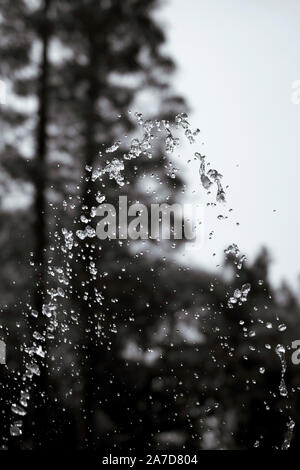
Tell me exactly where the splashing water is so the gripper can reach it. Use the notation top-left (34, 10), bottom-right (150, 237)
top-left (275, 344), bottom-right (288, 398)
top-left (224, 244), bottom-right (247, 270)
top-left (275, 343), bottom-right (294, 448)
top-left (6, 111), bottom-right (293, 449)
top-left (281, 418), bottom-right (295, 450)
top-left (9, 228), bottom-right (75, 438)
top-left (227, 283), bottom-right (251, 309)
top-left (8, 111), bottom-right (229, 440)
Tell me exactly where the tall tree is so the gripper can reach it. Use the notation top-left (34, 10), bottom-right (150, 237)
top-left (0, 0), bottom-right (186, 448)
top-left (0, 0), bottom-right (64, 448)
top-left (47, 0), bottom-right (186, 448)
top-left (0, 0), bottom-right (53, 317)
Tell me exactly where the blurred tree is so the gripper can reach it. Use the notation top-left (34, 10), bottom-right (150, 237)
top-left (0, 0), bottom-right (53, 325)
top-left (0, 0), bottom-right (55, 447)
top-left (48, 0), bottom-right (187, 448)
top-left (0, 0), bottom-right (187, 449)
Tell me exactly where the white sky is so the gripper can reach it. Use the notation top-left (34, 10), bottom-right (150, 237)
top-left (160, 0), bottom-right (300, 290)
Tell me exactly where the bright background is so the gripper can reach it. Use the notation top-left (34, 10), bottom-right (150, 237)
top-left (159, 0), bottom-right (300, 290)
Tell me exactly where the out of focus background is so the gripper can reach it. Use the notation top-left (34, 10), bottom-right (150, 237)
top-left (0, 0), bottom-right (300, 450)
top-left (162, 0), bottom-right (300, 290)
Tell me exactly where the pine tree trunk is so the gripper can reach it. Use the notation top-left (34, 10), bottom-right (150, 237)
top-left (31, 0), bottom-right (51, 448)
top-left (79, 33), bottom-right (101, 449)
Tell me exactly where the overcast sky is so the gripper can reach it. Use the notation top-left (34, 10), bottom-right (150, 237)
top-left (159, 0), bottom-right (300, 290)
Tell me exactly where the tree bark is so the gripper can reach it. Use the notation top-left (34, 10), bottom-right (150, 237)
top-left (30, 0), bottom-right (51, 449)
